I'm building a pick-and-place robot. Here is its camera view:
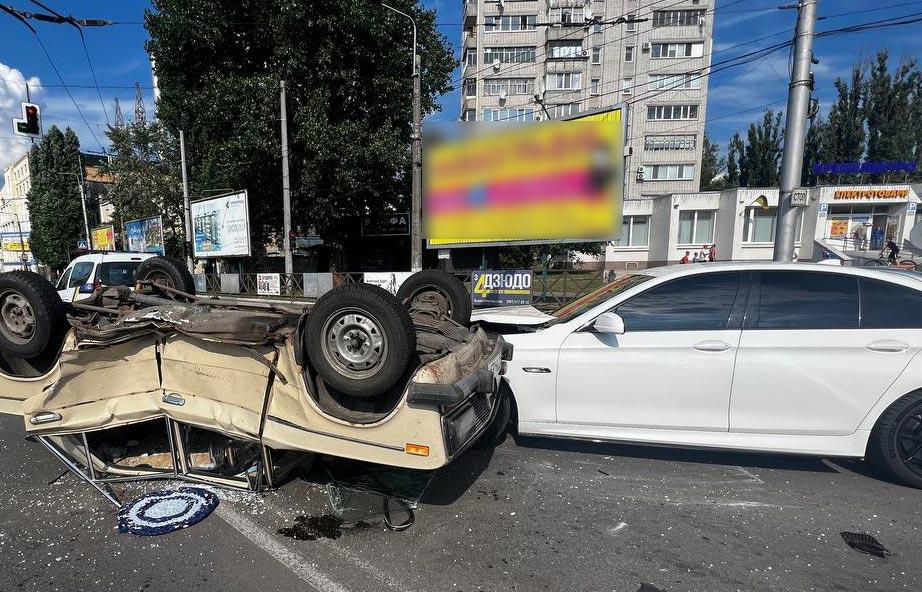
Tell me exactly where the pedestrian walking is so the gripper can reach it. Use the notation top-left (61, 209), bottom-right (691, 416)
top-left (708, 244), bottom-right (717, 262)
top-left (698, 245), bottom-right (710, 262)
top-left (680, 251), bottom-right (690, 264)
top-left (872, 226), bottom-right (884, 250)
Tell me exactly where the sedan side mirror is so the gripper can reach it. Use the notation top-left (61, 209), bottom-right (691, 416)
top-left (591, 312), bottom-right (624, 335)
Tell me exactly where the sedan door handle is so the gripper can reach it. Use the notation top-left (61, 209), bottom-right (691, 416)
top-left (866, 340), bottom-right (910, 353)
top-left (693, 340), bottom-right (731, 352)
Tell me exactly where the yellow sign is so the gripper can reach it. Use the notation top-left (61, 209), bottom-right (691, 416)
top-left (1, 239), bottom-right (30, 251)
top-left (425, 106), bottom-right (625, 248)
top-left (91, 225), bottom-right (116, 251)
top-left (833, 188), bottom-right (909, 200)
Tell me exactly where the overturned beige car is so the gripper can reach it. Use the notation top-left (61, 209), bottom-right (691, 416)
top-left (0, 260), bottom-right (509, 498)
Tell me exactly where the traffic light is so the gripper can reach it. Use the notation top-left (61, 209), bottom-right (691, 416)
top-left (12, 102), bottom-right (41, 139)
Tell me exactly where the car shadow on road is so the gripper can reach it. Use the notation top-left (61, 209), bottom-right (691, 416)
top-left (420, 445), bottom-right (497, 506)
top-left (511, 434), bottom-right (840, 474)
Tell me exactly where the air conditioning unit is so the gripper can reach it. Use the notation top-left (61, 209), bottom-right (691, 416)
top-left (498, 89), bottom-right (508, 101)
top-left (492, 58), bottom-right (501, 71)
top-left (641, 42), bottom-right (651, 51)
top-left (636, 165), bottom-right (645, 181)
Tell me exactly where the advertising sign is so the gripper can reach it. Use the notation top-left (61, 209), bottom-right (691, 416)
top-left (362, 213), bottom-right (410, 236)
top-left (829, 219), bottom-right (850, 238)
top-left (471, 270), bottom-right (532, 306)
top-left (90, 225), bottom-right (116, 251)
top-left (363, 272), bottom-right (413, 296)
top-left (191, 191), bottom-right (251, 257)
top-left (125, 215), bottom-right (165, 255)
top-left (425, 105), bottom-right (625, 249)
top-left (1, 236), bottom-right (30, 252)
top-left (256, 273), bottom-right (281, 296)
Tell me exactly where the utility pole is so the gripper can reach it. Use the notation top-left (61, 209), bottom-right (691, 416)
top-left (14, 214), bottom-right (26, 270)
top-left (280, 80), bottom-right (293, 275)
top-left (77, 154), bottom-right (90, 248)
top-left (381, 3), bottom-right (422, 271)
top-left (773, 0), bottom-right (818, 262)
top-left (179, 130), bottom-right (193, 272)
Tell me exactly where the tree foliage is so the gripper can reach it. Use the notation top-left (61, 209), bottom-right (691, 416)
top-left (699, 133), bottom-right (726, 190)
top-left (101, 122), bottom-right (185, 256)
top-left (727, 109), bottom-right (784, 187)
top-left (145, 0), bottom-right (456, 254)
top-left (26, 126), bottom-right (84, 270)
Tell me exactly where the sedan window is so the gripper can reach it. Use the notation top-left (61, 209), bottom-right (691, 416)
top-left (860, 278), bottom-right (922, 329)
top-left (68, 262), bottom-right (95, 288)
top-left (756, 271), bottom-right (858, 329)
top-left (615, 272), bottom-right (742, 332)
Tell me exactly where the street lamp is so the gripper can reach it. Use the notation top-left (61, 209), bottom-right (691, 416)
top-left (381, 3), bottom-right (423, 272)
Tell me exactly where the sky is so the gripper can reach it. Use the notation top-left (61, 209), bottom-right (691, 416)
top-left (2, 0), bottom-right (922, 185)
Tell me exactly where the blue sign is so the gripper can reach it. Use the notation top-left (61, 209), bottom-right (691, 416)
top-left (813, 161), bottom-right (917, 175)
top-left (471, 270), bottom-right (533, 306)
top-left (76, 239), bottom-right (88, 250)
top-left (125, 215), bottom-right (165, 254)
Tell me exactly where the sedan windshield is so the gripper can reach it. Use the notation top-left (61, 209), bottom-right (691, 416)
top-left (549, 274), bottom-right (652, 324)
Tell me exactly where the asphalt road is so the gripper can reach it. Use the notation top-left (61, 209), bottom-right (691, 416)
top-left (1, 413), bottom-right (921, 592)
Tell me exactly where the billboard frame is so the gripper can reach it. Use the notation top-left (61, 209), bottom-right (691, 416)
top-left (190, 190), bottom-right (252, 258)
top-left (425, 103), bottom-right (628, 250)
top-left (124, 214), bottom-right (165, 255)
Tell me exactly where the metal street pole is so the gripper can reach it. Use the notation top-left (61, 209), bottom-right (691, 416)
top-left (382, 3), bottom-right (422, 271)
top-left (76, 155), bottom-right (91, 248)
top-left (14, 212), bottom-right (26, 270)
top-left (280, 80), bottom-right (293, 275)
top-left (773, 0), bottom-right (818, 262)
top-left (179, 130), bottom-right (194, 272)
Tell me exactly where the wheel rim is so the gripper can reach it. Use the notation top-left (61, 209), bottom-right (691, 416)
top-left (895, 404), bottom-right (922, 478)
top-left (408, 286), bottom-right (452, 317)
top-left (145, 270), bottom-right (175, 288)
top-left (0, 289), bottom-right (36, 345)
top-left (320, 307), bottom-right (388, 379)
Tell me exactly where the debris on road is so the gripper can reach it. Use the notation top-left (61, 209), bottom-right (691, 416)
top-left (117, 487), bottom-right (219, 536)
top-left (840, 531), bottom-right (891, 558)
top-left (278, 515), bottom-right (345, 541)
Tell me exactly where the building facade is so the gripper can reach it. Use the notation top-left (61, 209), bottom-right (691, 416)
top-left (604, 183), bottom-right (922, 269)
top-left (460, 0), bottom-right (713, 198)
top-left (0, 152), bottom-right (36, 271)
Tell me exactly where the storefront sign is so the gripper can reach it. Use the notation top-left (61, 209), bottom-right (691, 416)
top-left (833, 188), bottom-right (909, 200)
top-left (361, 213), bottom-right (409, 236)
top-left (471, 270), bottom-right (532, 306)
top-left (91, 225), bottom-right (116, 251)
top-left (256, 273), bottom-right (281, 296)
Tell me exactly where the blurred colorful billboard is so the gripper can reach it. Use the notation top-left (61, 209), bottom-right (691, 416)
top-left (424, 106), bottom-right (624, 249)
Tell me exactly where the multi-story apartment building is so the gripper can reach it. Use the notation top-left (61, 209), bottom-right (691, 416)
top-left (0, 151), bottom-right (36, 270)
top-left (459, 0), bottom-right (714, 264)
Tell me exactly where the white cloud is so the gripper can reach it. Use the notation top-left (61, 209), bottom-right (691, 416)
top-left (0, 62), bottom-right (41, 184)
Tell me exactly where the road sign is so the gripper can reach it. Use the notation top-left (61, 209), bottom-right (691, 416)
top-left (790, 189), bottom-right (809, 207)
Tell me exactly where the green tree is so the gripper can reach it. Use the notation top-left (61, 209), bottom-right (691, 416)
top-left (101, 121), bottom-right (185, 255)
top-left (864, 51), bottom-right (918, 178)
top-left (145, 0), bottom-right (456, 258)
top-left (699, 133), bottom-right (726, 190)
top-left (26, 126), bottom-right (85, 270)
top-left (726, 133), bottom-right (742, 187)
top-left (733, 109), bottom-right (784, 187)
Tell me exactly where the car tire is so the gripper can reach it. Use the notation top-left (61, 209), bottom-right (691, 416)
top-left (0, 271), bottom-right (65, 359)
top-left (396, 269), bottom-right (471, 325)
top-left (136, 256), bottom-right (195, 297)
top-left (305, 283), bottom-right (416, 398)
top-left (868, 391), bottom-right (922, 489)
top-left (474, 389), bottom-right (511, 449)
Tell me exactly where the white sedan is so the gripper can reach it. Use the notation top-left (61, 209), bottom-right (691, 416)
top-left (473, 263), bottom-right (922, 488)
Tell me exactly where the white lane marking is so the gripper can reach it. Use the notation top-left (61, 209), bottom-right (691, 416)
top-left (608, 522), bottom-right (628, 535)
top-left (216, 505), bottom-right (350, 592)
top-left (733, 466), bottom-right (764, 484)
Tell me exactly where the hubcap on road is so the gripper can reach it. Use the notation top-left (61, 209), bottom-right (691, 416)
top-left (321, 308), bottom-right (387, 379)
top-left (0, 291), bottom-right (35, 344)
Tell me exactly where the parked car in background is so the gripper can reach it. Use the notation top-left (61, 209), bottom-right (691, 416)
top-left (473, 263), bottom-right (922, 489)
top-left (56, 252), bottom-right (158, 302)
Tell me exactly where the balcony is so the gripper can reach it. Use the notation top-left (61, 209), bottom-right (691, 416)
top-left (464, 1), bottom-right (477, 27)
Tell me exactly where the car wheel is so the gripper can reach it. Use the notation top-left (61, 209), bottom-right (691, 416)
top-left (305, 283), bottom-right (416, 398)
top-left (135, 256), bottom-right (195, 297)
top-left (868, 391), bottom-right (922, 489)
top-left (396, 269), bottom-right (471, 325)
top-left (864, 259), bottom-right (884, 266)
top-left (0, 271), bottom-right (65, 358)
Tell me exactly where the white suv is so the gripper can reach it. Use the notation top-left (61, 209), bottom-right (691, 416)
top-left (56, 252), bottom-right (157, 302)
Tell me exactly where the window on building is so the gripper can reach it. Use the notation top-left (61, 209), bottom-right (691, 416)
top-left (651, 42), bottom-right (705, 59)
top-left (591, 46), bottom-right (602, 64)
top-left (550, 41), bottom-right (583, 59)
top-left (625, 13), bottom-right (637, 31)
top-left (644, 134), bottom-right (697, 151)
top-left (649, 72), bottom-right (701, 90)
top-left (742, 207), bottom-right (804, 243)
top-left (547, 72), bottom-right (582, 91)
top-left (484, 46), bottom-right (536, 63)
top-left (647, 104), bottom-right (699, 120)
top-left (756, 272), bottom-right (858, 329)
top-left (621, 77), bottom-right (633, 94)
top-left (615, 272), bottom-right (743, 332)
top-left (483, 78), bottom-right (535, 96)
top-left (652, 9), bottom-right (706, 28)
top-left (677, 209), bottom-right (714, 244)
top-left (551, 7), bottom-right (584, 25)
top-left (484, 14), bottom-right (537, 32)
top-left (462, 109), bottom-right (476, 122)
top-left (651, 164), bottom-right (695, 181)
top-left (548, 103), bottom-right (580, 119)
top-left (624, 45), bottom-right (635, 62)
top-left (483, 107), bottom-right (535, 123)
top-left (613, 215), bottom-right (650, 247)
top-left (465, 49), bottom-right (477, 66)
top-left (464, 78), bottom-right (477, 97)
top-left (590, 78), bottom-right (600, 95)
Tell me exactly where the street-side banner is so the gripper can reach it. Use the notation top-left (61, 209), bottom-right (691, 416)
top-left (91, 225), bottom-right (116, 251)
top-left (125, 215), bottom-right (165, 255)
top-left (471, 270), bottom-right (532, 306)
top-left (257, 273), bottom-right (281, 296)
top-left (191, 191), bottom-right (251, 258)
top-left (363, 271), bottom-right (413, 296)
